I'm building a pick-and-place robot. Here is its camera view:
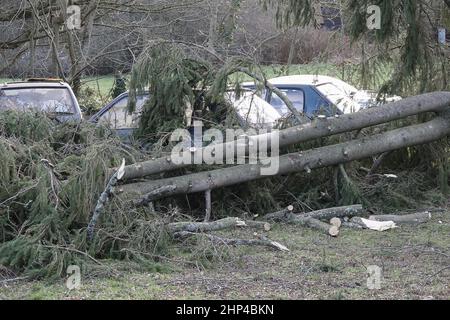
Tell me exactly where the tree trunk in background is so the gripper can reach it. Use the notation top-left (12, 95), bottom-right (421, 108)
top-left (208, 0), bottom-right (219, 52)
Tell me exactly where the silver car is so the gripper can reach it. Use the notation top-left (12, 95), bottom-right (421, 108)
top-left (0, 79), bottom-right (83, 122)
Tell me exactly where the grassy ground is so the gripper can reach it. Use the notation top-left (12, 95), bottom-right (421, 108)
top-left (1, 209), bottom-right (448, 300)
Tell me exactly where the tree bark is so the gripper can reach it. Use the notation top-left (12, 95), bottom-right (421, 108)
top-left (174, 232), bottom-right (289, 251)
top-left (244, 221), bottom-right (272, 231)
top-left (369, 212), bottom-right (432, 225)
top-left (167, 217), bottom-right (246, 234)
top-left (261, 209), bottom-right (339, 236)
top-left (263, 205), bottom-right (294, 221)
top-left (303, 205), bottom-right (364, 220)
top-left (118, 92), bottom-right (450, 181)
top-left (117, 115), bottom-right (450, 201)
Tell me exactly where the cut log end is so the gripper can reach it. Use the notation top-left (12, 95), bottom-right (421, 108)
top-left (329, 226), bottom-right (340, 237)
top-left (330, 217), bottom-right (342, 228)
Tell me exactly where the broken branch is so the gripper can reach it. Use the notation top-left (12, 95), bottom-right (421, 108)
top-left (173, 231), bottom-right (289, 251)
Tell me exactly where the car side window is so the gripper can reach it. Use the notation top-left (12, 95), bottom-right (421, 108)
top-left (269, 88), bottom-right (305, 116)
top-left (99, 95), bottom-right (148, 129)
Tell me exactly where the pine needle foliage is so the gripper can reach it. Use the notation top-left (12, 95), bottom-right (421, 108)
top-left (261, 0), bottom-right (450, 95)
top-left (0, 111), bottom-right (170, 278)
top-left (127, 43), bottom-right (270, 141)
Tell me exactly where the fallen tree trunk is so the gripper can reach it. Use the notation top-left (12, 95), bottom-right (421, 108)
top-left (303, 205), bottom-right (364, 220)
top-left (167, 217), bottom-right (246, 233)
top-left (174, 232), bottom-right (289, 251)
top-left (369, 212), bottom-right (432, 225)
top-left (117, 115), bottom-right (450, 202)
top-left (119, 92), bottom-right (450, 181)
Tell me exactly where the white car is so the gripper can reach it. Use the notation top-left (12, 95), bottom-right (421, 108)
top-left (224, 91), bottom-right (282, 128)
top-left (243, 75), bottom-right (402, 117)
top-left (91, 90), bottom-right (282, 140)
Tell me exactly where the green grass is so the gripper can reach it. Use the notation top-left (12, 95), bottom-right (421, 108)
top-left (80, 76), bottom-right (116, 98)
top-left (1, 210), bottom-right (448, 300)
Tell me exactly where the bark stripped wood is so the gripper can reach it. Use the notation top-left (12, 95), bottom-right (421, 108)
top-left (167, 217), bottom-right (246, 234)
top-left (369, 212), bottom-right (432, 225)
top-left (173, 232), bottom-right (289, 252)
top-left (87, 159), bottom-right (126, 240)
top-left (303, 205), bottom-right (364, 220)
top-left (118, 92), bottom-right (450, 181)
top-left (119, 114), bottom-right (450, 201)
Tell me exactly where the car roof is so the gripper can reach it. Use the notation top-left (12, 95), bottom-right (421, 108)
top-left (0, 80), bottom-right (69, 89)
top-left (242, 75), bottom-right (359, 93)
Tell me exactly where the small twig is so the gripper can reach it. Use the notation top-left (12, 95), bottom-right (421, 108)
top-left (0, 276), bottom-right (28, 285)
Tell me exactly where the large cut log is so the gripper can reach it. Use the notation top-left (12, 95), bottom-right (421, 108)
top-left (167, 217), bottom-right (246, 233)
top-left (291, 216), bottom-right (340, 237)
top-left (117, 115), bottom-right (450, 202)
top-left (303, 205), bottom-right (364, 220)
top-left (369, 212), bottom-right (432, 225)
top-left (119, 92), bottom-right (450, 181)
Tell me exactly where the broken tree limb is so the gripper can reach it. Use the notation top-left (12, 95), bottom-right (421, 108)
top-left (87, 159), bottom-right (126, 240)
top-left (369, 212), bottom-right (432, 225)
top-left (263, 205), bottom-right (294, 222)
top-left (118, 114), bottom-right (450, 201)
top-left (167, 217), bottom-right (246, 234)
top-left (261, 209), bottom-right (339, 237)
top-left (303, 205), bottom-right (364, 220)
top-left (173, 231), bottom-right (289, 251)
top-left (237, 67), bottom-right (306, 124)
top-left (118, 92), bottom-right (450, 181)
top-left (244, 220), bottom-right (271, 231)
top-left (368, 151), bottom-right (391, 176)
top-left (133, 185), bottom-right (177, 207)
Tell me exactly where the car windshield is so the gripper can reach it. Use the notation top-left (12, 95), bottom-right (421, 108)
top-left (0, 87), bottom-right (75, 114)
